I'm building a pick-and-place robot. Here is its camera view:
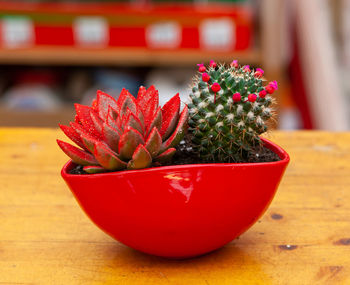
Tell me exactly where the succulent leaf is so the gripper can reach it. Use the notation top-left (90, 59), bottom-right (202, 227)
top-left (83, 165), bottom-right (106, 174)
top-left (74, 104), bottom-right (101, 138)
top-left (90, 110), bottom-right (103, 135)
top-left (59, 124), bottom-right (88, 151)
top-left (97, 90), bottom-right (118, 121)
top-left (124, 109), bottom-right (144, 135)
top-left (127, 144), bottom-right (152, 170)
top-left (118, 88), bottom-right (137, 117)
top-left (118, 127), bottom-right (145, 160)
top-left (160, 93), bottom-right (180, 140)
top-left (94, 142), bottom-right (127, 170)
top-left (80, 132), bottom-right (101, 153)
top-left (102, 122), bottom-right (121, 152)
top-left (138, 85), bottom-right (159, 126)
top-left (144, 127), bottom-right (162, 157)
top-left (147, 107), bottom-right (162, 135)
top-left (161, 105), bottom-right (189, 151)
top-left (155, 147), bottom-right (176, 163)
top-left (106, 113), bottom-right (121, 132)
top-left (57, 139), bottom-right (98, 166)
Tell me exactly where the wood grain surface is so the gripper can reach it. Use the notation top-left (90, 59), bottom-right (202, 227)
top-left (0, 128), bottom-right (349, 285)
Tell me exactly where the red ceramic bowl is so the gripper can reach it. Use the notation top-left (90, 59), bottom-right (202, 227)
top-left (61, 138), bottom-right (289, 258)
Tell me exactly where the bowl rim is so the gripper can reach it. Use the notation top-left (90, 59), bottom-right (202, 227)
top-left (61, 137), bottom-right (290, 178)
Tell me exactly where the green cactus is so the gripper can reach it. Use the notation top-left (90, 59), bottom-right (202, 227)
top-left (187, 60), bottom-right (278, 162)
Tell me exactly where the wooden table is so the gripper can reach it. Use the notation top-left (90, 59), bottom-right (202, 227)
top-left (1, 128), bottom-right (349, 284)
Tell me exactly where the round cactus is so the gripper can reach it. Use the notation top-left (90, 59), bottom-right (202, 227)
top-left (188, 61), bottom-right (277, 162)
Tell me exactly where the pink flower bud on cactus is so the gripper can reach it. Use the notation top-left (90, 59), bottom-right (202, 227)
top-left (230, 60), bottom-right (238, 68)
top-left (202, 72), bottom-right (210, 82)
top-left (211, 83), bottom-right (221, 93)
top-left (265, 85), bottom-right (275, 94)
top-left (259, 89), bottom-right (267, 98)
top-left (243, 65), bottom-right (251, 72)
top-left (255, 68), bottom-right (264, 78)
top-left (232, 92), bottom-right (242, 102)
top-left (209, 60), bottom-right (217, 68)
top-left (248, 94), bottom-right (257, 102)
top-left (197, 63), bottom-right (206, 73)
top-left (269, 80), bottom-right (278, 90)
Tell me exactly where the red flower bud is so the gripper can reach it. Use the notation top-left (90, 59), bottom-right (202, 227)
top-left (202, 72), bottom-right (210, 82)
top-left (230, 60), bottom-right (238, 68)
top-left (248, 94), bottom-right (257, 102)
top-left (265, 85), bottom-right (275, 94)
top-left (199, 66), bottom-right (206, 73)
top-left (211, 83), bottom-right (221, 93)
top-left (259, 89), bottom-right (267, 98)
top-left (197, 63), bottom-right (206, 73)
top-left (210, 60), bottom-right (217, 68)
top-left (232, 92), bottom-right (241, 102)
top-left (243, 65), bottom-right (251, 72)
top-left (255, 71), bottom-right (263, 78)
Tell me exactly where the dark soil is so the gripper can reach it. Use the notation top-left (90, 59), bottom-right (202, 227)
top-left (68, 138), bottom-right (280, 175)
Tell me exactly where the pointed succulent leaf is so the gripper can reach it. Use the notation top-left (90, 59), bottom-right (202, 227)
top-left (138, 85), bottom-right (159, 127)
top-left (91, 99), bottom-right (98, 111)
top-left (94, 142), bottom-right (127, 171)
top-left (106, 113), bottom-right (121, 132)
top-left (57, 139), bottom-right (98, 166)
top-left (119, 113), bottom-right (129, 131)
top-left (117, 88), bottom-right (137, 116)
top-left (80, 132), bottom-right (100, 153)
top-left (155, 148), bottom-right (176, 164)
top-left (74, 114), bottom-right (81, 125)
top-left (90, 110), bottom-right (103, 135)
top-left (147, 107), bottom-right (162, 136)
top-left (137, 109), bottom-right (145, 129)
top-left (96, 90), bottom-right (118, 121)
top-left (137, 85), bottom-right (146, 101)
top-left (102, 122), bottom-right (121, 152)
top-left (70, 121), bottom-right (99, 142)
top-left (74, 104), bottom-right (101, 138)
top-left (59, 124), bottom-right (88, 151)
top-left (127, 144), bottom-right (152, 170)
top-left (161, 105), bottom-right (189, 151)
top-left (118, 127), bottom-right (145, 160)
top-left (144, 127), bottom-right (162, 158)
top-left (108, 105), bottom-right (119, 120)
top-left (83, 165), bottom-right (106, 174)
top-left (124, 109), bottom-right (144, 135)
top-left (160, 93), bottom-right (180, 140)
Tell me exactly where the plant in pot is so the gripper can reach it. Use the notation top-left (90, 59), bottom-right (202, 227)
top-left (58, 61), bottom-right (289, 259)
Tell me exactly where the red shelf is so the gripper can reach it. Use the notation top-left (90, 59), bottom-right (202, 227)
top-left (0, 1), bottom-right (254, 65)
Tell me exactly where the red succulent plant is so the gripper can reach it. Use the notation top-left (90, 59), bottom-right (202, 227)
top-left (57, 86), bottom-right (189, 173)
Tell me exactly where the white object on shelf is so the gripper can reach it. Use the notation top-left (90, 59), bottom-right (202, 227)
top-left (1, 16), bottom-right (34, 48)
top-left (146, 21), bottom-right (181, 49)
top-left (145, 68), bottom-right (194, 108)
top-left (73, 17), bottom-right (109, 47)
top-left (199, 18), bottom-right (235, 51)
top-left (2, 84), bottom-right (62, 111)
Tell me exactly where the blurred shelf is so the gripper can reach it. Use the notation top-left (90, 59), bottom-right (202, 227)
top-left (0, 47), bottom-right (261, 66)
top-left (0, 1), bottom-right (254, 66)
top-left (0, 106), bottom-right (74, 127)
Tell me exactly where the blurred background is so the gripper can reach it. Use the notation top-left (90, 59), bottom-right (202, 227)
top-left (0, 0), bottom-right (349, 130)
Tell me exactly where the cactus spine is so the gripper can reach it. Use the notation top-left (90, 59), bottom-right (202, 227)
top-left (188, 61), bottom-right (277, 162)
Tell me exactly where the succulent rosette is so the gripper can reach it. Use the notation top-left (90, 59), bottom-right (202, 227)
top-left (57, 86), bottom-right (189, 173)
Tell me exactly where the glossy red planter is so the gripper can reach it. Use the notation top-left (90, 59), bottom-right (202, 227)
top-left (61, 138), bottom-right (289, 258)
